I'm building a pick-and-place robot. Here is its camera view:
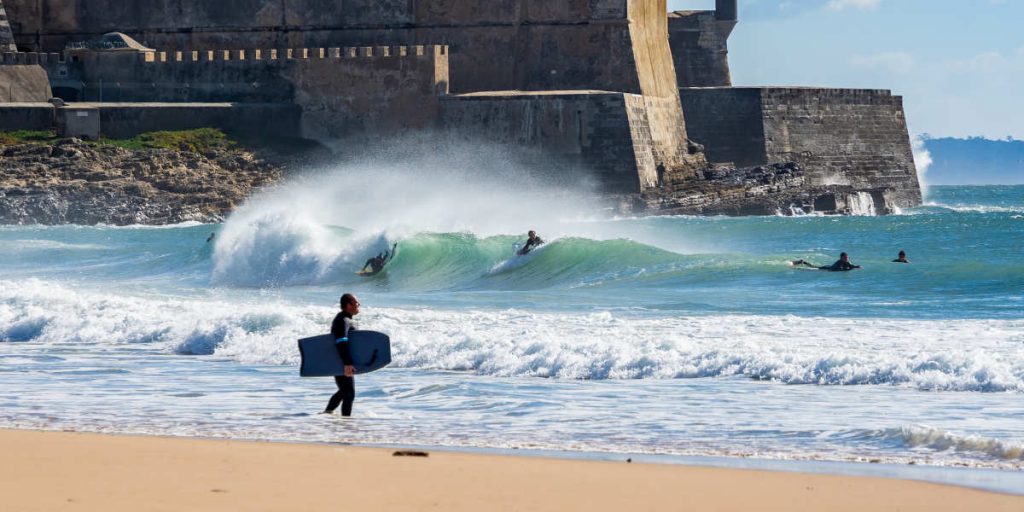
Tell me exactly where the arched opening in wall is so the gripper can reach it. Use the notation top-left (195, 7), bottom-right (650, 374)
top-left (52, 86), bottom-right (81, 101)
top-left (15, 45), bottom-right (36, 53)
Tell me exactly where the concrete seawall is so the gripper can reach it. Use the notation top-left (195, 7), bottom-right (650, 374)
top-left (0, 102), bottom-right (300, 139)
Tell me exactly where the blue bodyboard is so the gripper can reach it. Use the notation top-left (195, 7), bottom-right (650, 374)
top-left (298, 330), bottom-right (392, 377)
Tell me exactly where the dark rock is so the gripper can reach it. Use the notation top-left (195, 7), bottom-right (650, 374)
top-left (392, 450), bottom-right (429, 457)
top-left (0, 139), bottom-right (297, 225)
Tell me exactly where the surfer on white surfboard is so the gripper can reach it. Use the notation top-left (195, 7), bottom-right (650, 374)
top-left (517, 230), bottom-right (544, 256)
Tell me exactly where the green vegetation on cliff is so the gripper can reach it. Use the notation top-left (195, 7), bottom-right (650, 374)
top-left (0, 128), bottom-right (238, 153)
top-left (0, 130), bottom-right (60, 145)
top-left (102, 128), bottom-right (236, 152)
top-left (0, 128), bottom-right (320, 156)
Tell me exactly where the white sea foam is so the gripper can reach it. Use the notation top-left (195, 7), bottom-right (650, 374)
top-left (3, 240), bottom-right (110, 251)
top-left (3, 279), bottom-right (1022, 392)
top-left (847, 191), bottom-right (878, 216)
top-left (922, 202), bottom-right (1024, 214)
top-left (879, 425), bottom-right (1024, 461)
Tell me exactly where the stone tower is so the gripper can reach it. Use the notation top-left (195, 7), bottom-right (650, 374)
top-left (669, 0), bottom-right (737, 88)
top-left (0, 0), bottom-right (17, 51)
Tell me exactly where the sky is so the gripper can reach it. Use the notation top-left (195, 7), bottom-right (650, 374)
top-left (668, 0), bottom-right (1024, 139)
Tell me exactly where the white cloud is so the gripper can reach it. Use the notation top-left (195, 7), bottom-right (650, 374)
top-left (826, 0), bottom-right (881, 11)
top-left (946, 51), bottom-right (1012, 73)
top-left (849, 52), bottom-right (914, 74)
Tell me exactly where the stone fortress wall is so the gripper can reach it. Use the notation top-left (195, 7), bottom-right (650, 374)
top-left (3, 0), bottom-right (703, 188)
top-left (0, 0), bottom-right (923, 213)
top-left (48, 44), bottom-right (450, 142)
top-left (680, 87), bottom-right (921, 212)
top-left (4, 0), bottom-right (679, 96)
top-left (668, 2), bottom-right (735, 88)
top-left (4, 41), bottom-right (666, 194)
top-left (669, 0), bottom-right (921, 211)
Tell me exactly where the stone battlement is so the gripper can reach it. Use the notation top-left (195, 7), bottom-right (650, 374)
top-left (136, 45), bottom-right (447, 64)
top-left (1, 51), bottom-right (62, 65)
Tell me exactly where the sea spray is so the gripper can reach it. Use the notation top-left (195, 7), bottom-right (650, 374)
top-left (913, 135), bottom-right (934, 199)
top-left (212, 144), bottom-right (607, 286)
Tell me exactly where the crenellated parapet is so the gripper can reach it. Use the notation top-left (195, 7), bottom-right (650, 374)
top-left (131, 44), bottom-right (448, 65)
top-left (44, 44), bottom-right (448, 103)
top-left (1, 51), bottom-right (62, 65)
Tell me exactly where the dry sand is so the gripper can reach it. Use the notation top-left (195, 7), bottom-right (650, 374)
top-left (1, 429), bottom-right (1020, 511)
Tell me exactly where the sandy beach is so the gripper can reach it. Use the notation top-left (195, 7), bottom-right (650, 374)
top-left (1, 429), bottom-right (1020, 512)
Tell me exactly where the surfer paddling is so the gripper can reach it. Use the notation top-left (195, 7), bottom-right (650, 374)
top-left (792, 252), bottom-right (861, 272)
top-left (517, 230), bottom-right (545, 256)
top-left (324, 293), bottom-right (360, 416)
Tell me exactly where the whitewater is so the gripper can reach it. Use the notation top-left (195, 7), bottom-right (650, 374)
top-left (1, 166), bottom-right (1022, 469)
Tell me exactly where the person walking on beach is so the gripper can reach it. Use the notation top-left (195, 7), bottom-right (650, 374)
top-left (892, 250), bottom-right (910, 263)
top-left (792, 252), bottom-right (861, 272)
top-left (324, 293), bottom-right (360, 416)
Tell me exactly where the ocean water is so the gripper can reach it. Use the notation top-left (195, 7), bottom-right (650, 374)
top-left (1, 177), bottom-right (1022, 471)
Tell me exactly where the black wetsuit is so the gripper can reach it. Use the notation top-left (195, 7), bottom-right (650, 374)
top-left (794, 259), bottom-right (860, 272)
top-left (325, 312), bottom-right (356, 416)
top-left (821, 260), bottom-right (860, 272)
top-left (363, 257), bottom-right (384, 273)
top-left (519, 237), bottom-right (544, 255)
top-left (363, 248), bottom-right (393, 274)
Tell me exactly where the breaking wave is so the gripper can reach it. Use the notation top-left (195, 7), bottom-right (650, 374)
top-left (3, 279), bottom-right (1022, 391)
top-left (211, 222), bottom-right (685, 290)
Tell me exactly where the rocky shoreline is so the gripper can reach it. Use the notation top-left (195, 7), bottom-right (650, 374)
top-left (1, 137), bottom-right (895, 226)
top-left (0, 138), bottom-right (301, 225)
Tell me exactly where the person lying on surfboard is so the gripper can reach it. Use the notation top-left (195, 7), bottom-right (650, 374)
top-left (361, 243), bottom-right (398, 274)
top-left (792, 252), bottom-right (861, 272)
top-left (517, 231), bottom-right (544, 256)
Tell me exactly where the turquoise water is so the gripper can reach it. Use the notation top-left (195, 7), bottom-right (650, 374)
top-left (1, 184), bottom-right (1022, 468)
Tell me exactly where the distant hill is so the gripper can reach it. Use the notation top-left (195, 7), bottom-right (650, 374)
top-left (922, 137), bottom-right (1024, 185)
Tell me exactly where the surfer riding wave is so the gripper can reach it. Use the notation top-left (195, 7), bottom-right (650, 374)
top-left (517, 231), bottom-right (544, 256)
top-left (361, 243), bottom-right (398, 275)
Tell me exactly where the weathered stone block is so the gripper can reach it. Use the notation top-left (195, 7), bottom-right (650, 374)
top-left (58, 106), bottom-right (100, 139)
